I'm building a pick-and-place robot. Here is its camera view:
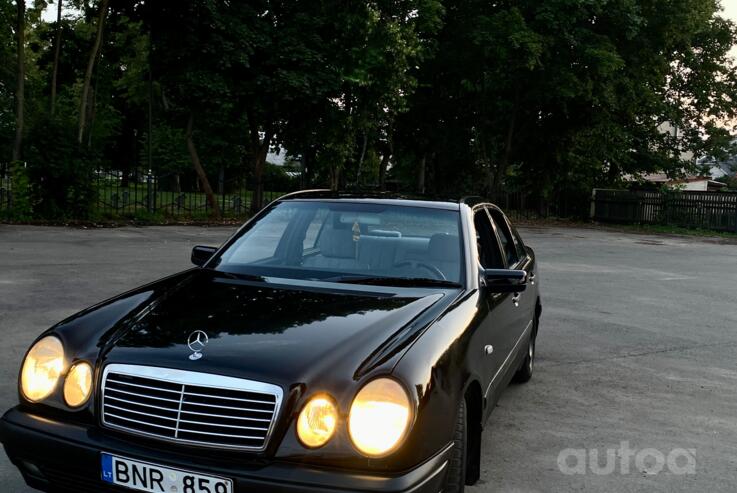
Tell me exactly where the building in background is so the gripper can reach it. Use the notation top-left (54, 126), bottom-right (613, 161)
top-left (631, 173), bottom-right (728, 191)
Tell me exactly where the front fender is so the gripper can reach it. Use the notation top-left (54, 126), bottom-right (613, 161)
top-left (391, 289), bottom-right (485, 467)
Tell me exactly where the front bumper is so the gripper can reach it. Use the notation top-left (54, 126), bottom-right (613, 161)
top-left (0, 407), bottom-right (450, 493)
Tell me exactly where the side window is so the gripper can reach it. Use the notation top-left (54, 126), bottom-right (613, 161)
top-left (473, 210), bottom-right (504, 269)
top-left (488, 209), bottom-right (519, 267)
top-left (511, 227), bottom-right (527, 260)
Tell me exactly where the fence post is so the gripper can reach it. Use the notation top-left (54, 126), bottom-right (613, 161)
top-left (517, 192), bottom-right (527, 218)
top-left (146, 173), bottom-right (154, 213)
top-left (219, 168), bottom-right (225, 216)
top-left (590, 189), bottom-right (597, 219)
top-left (662, 191), bottom-right (670, 225)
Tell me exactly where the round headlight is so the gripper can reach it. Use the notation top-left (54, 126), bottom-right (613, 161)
top-left (348, 378), bottom-right (412, 457)
top-left (21, 336), bottom-right (64, 402)
top-left (64, 361), bottom-right (93, 407)
top-left (297, 395), bottom-right (338, 448)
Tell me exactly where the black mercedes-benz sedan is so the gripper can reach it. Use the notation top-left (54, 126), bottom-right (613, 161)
top-left (1, 191), bottom-right (541, 493)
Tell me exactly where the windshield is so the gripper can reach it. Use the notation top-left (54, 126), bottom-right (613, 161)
top-left (213, 200), bottom-right (464, 286)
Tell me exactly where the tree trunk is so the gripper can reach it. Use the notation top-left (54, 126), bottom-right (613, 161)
top-left (78, 0), bottom-right (109, 145)
top-left (417, 153), bottom-right (426, 194)
top-left (355, 131), bottom-right (367, 186)
top-left (249, 133), bottom-right (273, 214)
top-left (87, 84), bottom-right (96, 147)
top-left (299, 154), bottom-right (306, 189)
top-left (302, 147), bottom-right (315, 188)
top-left (378, 152), bottom-right (389, 190)
top-left (492, 93), bottom-right (519, 191)
top-left (186, 114), bottom-right (221, 217)
top-left (246, 112), bottom-right (274, 214)
top-left (147, 21), bottom-right (153, 172)
top-left (330, 165), bottom-right (341, 190)
top-left (492, 108), bottom-right (517, 191)
top-left (379, 136), bottom-right (393, 190)
top-left (50, 0), bottom-right (63, 115)
top-left (12, 0), bottom-right (24, 162)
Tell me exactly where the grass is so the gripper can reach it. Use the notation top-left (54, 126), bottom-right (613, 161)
top-left (0, 184), bottom-right (287, 225)
top-left (608, 222), bottom-right (737, 240)
top-left (92, 184), bottom-right (286, 221)
top-left (516, 216), bottom-right (737, 241)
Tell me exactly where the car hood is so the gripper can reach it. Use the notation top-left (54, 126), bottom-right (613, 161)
top-left (102, 270), bottom-right (447, 390)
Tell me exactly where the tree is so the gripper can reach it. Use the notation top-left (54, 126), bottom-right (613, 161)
top-left (78, 0), bottom-right (109, 145)
top-left (50, 0), bottom-right (62, 114)
top-left (0, 1), bottom-right (15, 161)
top-left (278, 0), bottom-right (444, 193)
top-left (186, 114), bottom-right (221, 216)
top-left (395, 0), bottom-right (737, 197)
top-left (1, 0), bottom-right (735, 221)
top-left (149, 0), bottom-right (251, 216)
top-left (12, 0), bottom-right (23, 161)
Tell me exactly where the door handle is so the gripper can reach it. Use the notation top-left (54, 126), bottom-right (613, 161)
top-left (512, 292), bottom-right (521, 306)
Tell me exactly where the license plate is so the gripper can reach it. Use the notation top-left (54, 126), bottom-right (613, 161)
top-left (101, 453), bottom-right (233, 493)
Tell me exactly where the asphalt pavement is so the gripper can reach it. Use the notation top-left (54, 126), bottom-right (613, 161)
top-left (0, 224), bottom-right (735, 492)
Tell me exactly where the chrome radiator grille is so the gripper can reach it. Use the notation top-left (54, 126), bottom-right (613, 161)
top-left (101, 364), bottom-right (282, 451)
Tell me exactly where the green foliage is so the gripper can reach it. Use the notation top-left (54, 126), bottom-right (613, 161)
top-left (140, 124), bottom-right (189, 177)
top-left (25, 115), bottom-right (97, 218)
top-left (395, 0), bottom-right (737, 197)
top-left (0, 0), bottom-right (16, 159)
top-left (8, 161), bottom-right (32, 219)
top-left (0, 0), bottom-right (736, 222)
top-left (263, 163), bottom-right (299, 193)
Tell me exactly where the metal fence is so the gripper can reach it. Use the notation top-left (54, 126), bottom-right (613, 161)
top-left (93, 169), bottom-right (288, 218)
top-left (0, 166), bottom-right (290, 220)
top-left (487, 190), bottom-right (592, 221)
top-left (592, 189), bottom-right (737, 232)
top-left (8, 171), bottom-right (734, 231)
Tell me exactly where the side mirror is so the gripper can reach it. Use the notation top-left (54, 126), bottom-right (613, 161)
top-left (191, 245), bottom-right (218, 267)
top-left (482, 269), bottom-right (527, 293)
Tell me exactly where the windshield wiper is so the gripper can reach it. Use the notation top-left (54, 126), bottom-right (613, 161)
top-left (326, 275), bottom-right (461, 288)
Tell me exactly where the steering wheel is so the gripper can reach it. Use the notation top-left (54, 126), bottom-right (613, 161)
top-left (392, 261), bottom-right (446, 280)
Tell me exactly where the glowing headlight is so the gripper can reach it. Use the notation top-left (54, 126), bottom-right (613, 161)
top-left (64, 361), bottom-right (93, 407)
top-left (348, 378), bottom-right (412, 457)
top-left (21, 336), bottom-right (64, 402)
top-left (297, 395), bottom-right (338, 448)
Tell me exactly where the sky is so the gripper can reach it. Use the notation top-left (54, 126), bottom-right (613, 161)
top-left (724, 0), bottom-right (737, 59)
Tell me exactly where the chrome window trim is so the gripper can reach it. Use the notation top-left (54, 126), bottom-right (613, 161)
top-left (101, 364), bottom-right (283, 452)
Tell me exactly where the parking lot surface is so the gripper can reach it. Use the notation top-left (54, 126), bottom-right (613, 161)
top-left (0, 224), bottom-right (735, 492)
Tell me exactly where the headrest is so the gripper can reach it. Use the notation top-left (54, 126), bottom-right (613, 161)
top-left (428, 234), bottom-right (460, 260)
top-left (317, 228), bottom-right (357, 259)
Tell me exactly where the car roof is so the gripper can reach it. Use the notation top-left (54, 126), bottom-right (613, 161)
top-left (276, 189), bottom-right (484, 210)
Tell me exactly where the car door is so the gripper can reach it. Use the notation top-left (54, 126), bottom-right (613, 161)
top-left (473, 207), bottom-right (518, 404)
top-left (487, 207), bottom-right (535, 351)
